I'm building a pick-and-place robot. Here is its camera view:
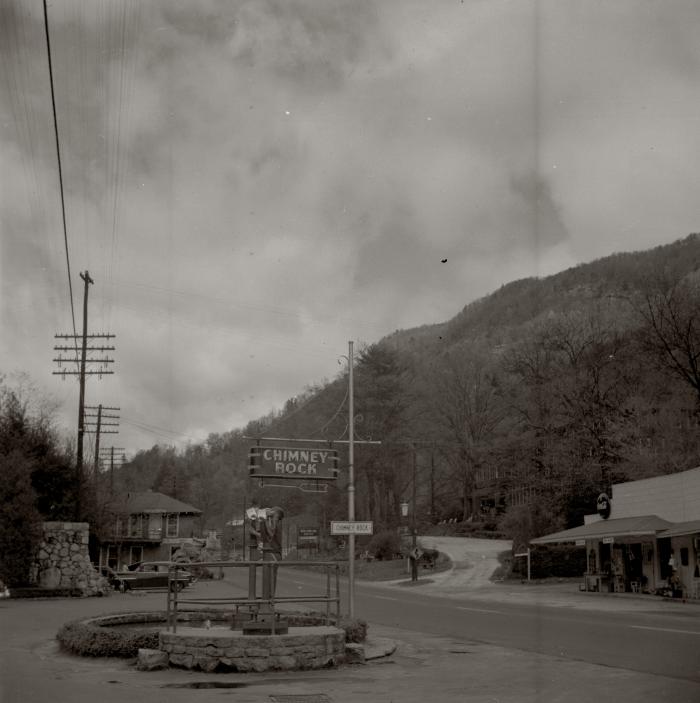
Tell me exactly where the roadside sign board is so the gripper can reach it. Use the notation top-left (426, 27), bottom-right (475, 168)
top-left (249, 446), bottom-right (339, 480)
top-left (297, 527), bottom-right (320, 548)
top-left (330, 521), bottom-right (373, 535)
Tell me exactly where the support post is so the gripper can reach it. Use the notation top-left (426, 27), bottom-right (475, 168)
top-left (76, 271), bottom-right (93, 519)
top-left (411, 445), bottom-right (418, 582)
top-left (348, 340), bottom-right (355, 617)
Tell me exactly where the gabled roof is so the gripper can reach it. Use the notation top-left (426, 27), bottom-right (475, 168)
top-left (530, 515), bottom-right (673, 545)
top-left (125, 490), bottom-right (201, 515)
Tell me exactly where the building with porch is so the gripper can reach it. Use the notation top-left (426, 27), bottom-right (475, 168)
top-left (99, 490), bottom-right (202, 569)
top-left (531, 467), bottom-right (700, 599)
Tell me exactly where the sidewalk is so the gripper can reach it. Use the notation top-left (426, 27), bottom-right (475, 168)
top-left (390, 535), bottom-right (700, 616)
top-left (374, 574), bottom-right (700, 615)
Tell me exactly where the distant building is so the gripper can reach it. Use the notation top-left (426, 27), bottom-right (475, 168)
top-left (472, 464), bottom-right (536, 517)
top-left (532, 467), bottom-right (700, 600)
top-left (99, 490), bottom-right (202, 569)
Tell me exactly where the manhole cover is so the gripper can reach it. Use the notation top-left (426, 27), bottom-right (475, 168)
top-left (269, 696), bottom-right (332, 703)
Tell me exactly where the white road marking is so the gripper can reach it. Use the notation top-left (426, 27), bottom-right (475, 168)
top-left (457, 606), bottom-right (502, 614)
top-left (630, 625), bottom-right (700, 636)
top-left (372, 595), bottom-right (400, 601)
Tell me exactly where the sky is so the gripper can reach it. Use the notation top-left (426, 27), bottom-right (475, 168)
top-left (2, 0), bottom-right (700, 459)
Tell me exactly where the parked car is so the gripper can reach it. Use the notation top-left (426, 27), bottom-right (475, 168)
top-left (114, 561), bottom-right (192, 592)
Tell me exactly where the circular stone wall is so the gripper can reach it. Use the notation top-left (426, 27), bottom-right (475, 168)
top-left (160, 625), bottom-right (345, 673)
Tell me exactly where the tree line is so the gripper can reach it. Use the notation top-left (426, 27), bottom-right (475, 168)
top-left (4, 235), bottom-right (700, 585)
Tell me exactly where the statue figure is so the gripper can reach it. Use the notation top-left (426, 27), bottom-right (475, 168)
top-left (246, 504), bottom-right (284, 558)
top-left (243, 504), bottom-right (287, 633)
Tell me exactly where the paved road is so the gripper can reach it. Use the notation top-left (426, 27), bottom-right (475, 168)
top-left (2, 540), bottom-right (700, 703)
top-left (262, 564), bottom-right (700, 683)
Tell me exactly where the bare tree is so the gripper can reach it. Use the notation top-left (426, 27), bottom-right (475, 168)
top-left (639, 276), bottom-right (700, 407)
top-left (426, 345), bottom-right (506, 520)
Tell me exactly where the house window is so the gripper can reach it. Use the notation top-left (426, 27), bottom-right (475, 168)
top-left (166, 514), bottom-right (179, 537)
top-left (115, 517), bottom-right (123, 537)
top-left (680, 547), bottom-right (689, 567)
top-left (129, 514), bottom-right (143, 537)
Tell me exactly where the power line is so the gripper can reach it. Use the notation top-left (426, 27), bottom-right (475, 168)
top-left (120, 416), bottom-right (202, 444)
top-left (42, 0), bottom-right (77, 356)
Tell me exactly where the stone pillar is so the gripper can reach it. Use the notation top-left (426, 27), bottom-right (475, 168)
top-left (30, 522), bottom-right (109, 597)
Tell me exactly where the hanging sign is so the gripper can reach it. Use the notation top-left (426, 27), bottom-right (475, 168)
top-left (249, 446), bottom-right (339, 480)
top-left (596, 493), bottom-right (611, 519)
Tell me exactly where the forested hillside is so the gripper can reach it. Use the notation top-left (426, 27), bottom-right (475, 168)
top-left (110, 234), bottom-right (700, 544)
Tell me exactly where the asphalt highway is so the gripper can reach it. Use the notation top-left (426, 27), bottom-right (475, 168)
top-left (1, 568), bottom-right (699, 703)
top-left (259, 565), bottom-right (700, 683)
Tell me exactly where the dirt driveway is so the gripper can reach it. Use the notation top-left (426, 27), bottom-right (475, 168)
top-left (410, 535), bottom-right (511, 593)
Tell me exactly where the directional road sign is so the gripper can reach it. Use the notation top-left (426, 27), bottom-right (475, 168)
top-left (330, 521), bottom-right (374, 535)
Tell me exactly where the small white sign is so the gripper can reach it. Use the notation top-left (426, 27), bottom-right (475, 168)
top-left (602, 536), bottom-right (614, 544)
top-left (575, 539), bottom-right (586, 546)
top-left (330, 521), bottom-right (374, 535)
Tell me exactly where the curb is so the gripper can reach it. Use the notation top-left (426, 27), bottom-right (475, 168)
top-left (364, 636), bottom-right (397, 660)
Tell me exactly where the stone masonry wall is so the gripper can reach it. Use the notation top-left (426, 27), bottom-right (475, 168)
top-left (29, 522), bottom-right (108, 596)
top-left (159, 626), bottom-right (346, 672)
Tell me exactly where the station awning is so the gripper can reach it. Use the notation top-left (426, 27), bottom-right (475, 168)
top-left (658, 519), bottom-right (700, 538)
top-left (530, 515), bottom-right (673, 545)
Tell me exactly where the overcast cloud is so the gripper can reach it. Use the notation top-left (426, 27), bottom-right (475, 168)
top-left (2, 0), bottom-right (700, 456)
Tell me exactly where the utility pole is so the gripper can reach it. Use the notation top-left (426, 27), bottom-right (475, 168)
top-left (53, 270), bottom-right (115, 519)
top-left (84, 405), bottom-right (120, 473)
top-left (411, 445), bottom-right (418, 582)
top-left (347, 340), bottom-right (356, 617)
top-left (97, 446), bottom-right (125, 495)
top-left (430, 446), bottom-right (435, 522)
top-left (77, 271), bottom-right (92, 484)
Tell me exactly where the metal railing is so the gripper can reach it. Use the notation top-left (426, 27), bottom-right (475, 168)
top-left (165, 560), bottom-right (341, 633)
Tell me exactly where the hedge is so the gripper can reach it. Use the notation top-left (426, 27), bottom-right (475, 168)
top-left (510, 545), bottom-right (587, 579)
top-left (10, 587), bottom-right (84, 599)
top-left (57, 610), bottom-right (368, 658)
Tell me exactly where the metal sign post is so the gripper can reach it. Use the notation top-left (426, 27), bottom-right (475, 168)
top-left (347, 340), bottom-right (356, 618)
top-left (514, 548), bottom-right (531, 581)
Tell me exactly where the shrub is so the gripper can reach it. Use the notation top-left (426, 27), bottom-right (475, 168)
top-left (367, 530), bottom-right (402, 560)
top-left (0, 451), bottom-right (42, 587)
top-left (57, 609), bottom-right (368, 658)
top-left (57, 618), bottom-right (159, 657)
top-left (510, 545), bottom-right (587, 579)
top-left (498, 504), bottom-right (562, 549)
top-left (10, 587), bottom-right (83, 599)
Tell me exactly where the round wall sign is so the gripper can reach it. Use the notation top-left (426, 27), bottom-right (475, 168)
top-left (596, 492), bottom-right (611, 519)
